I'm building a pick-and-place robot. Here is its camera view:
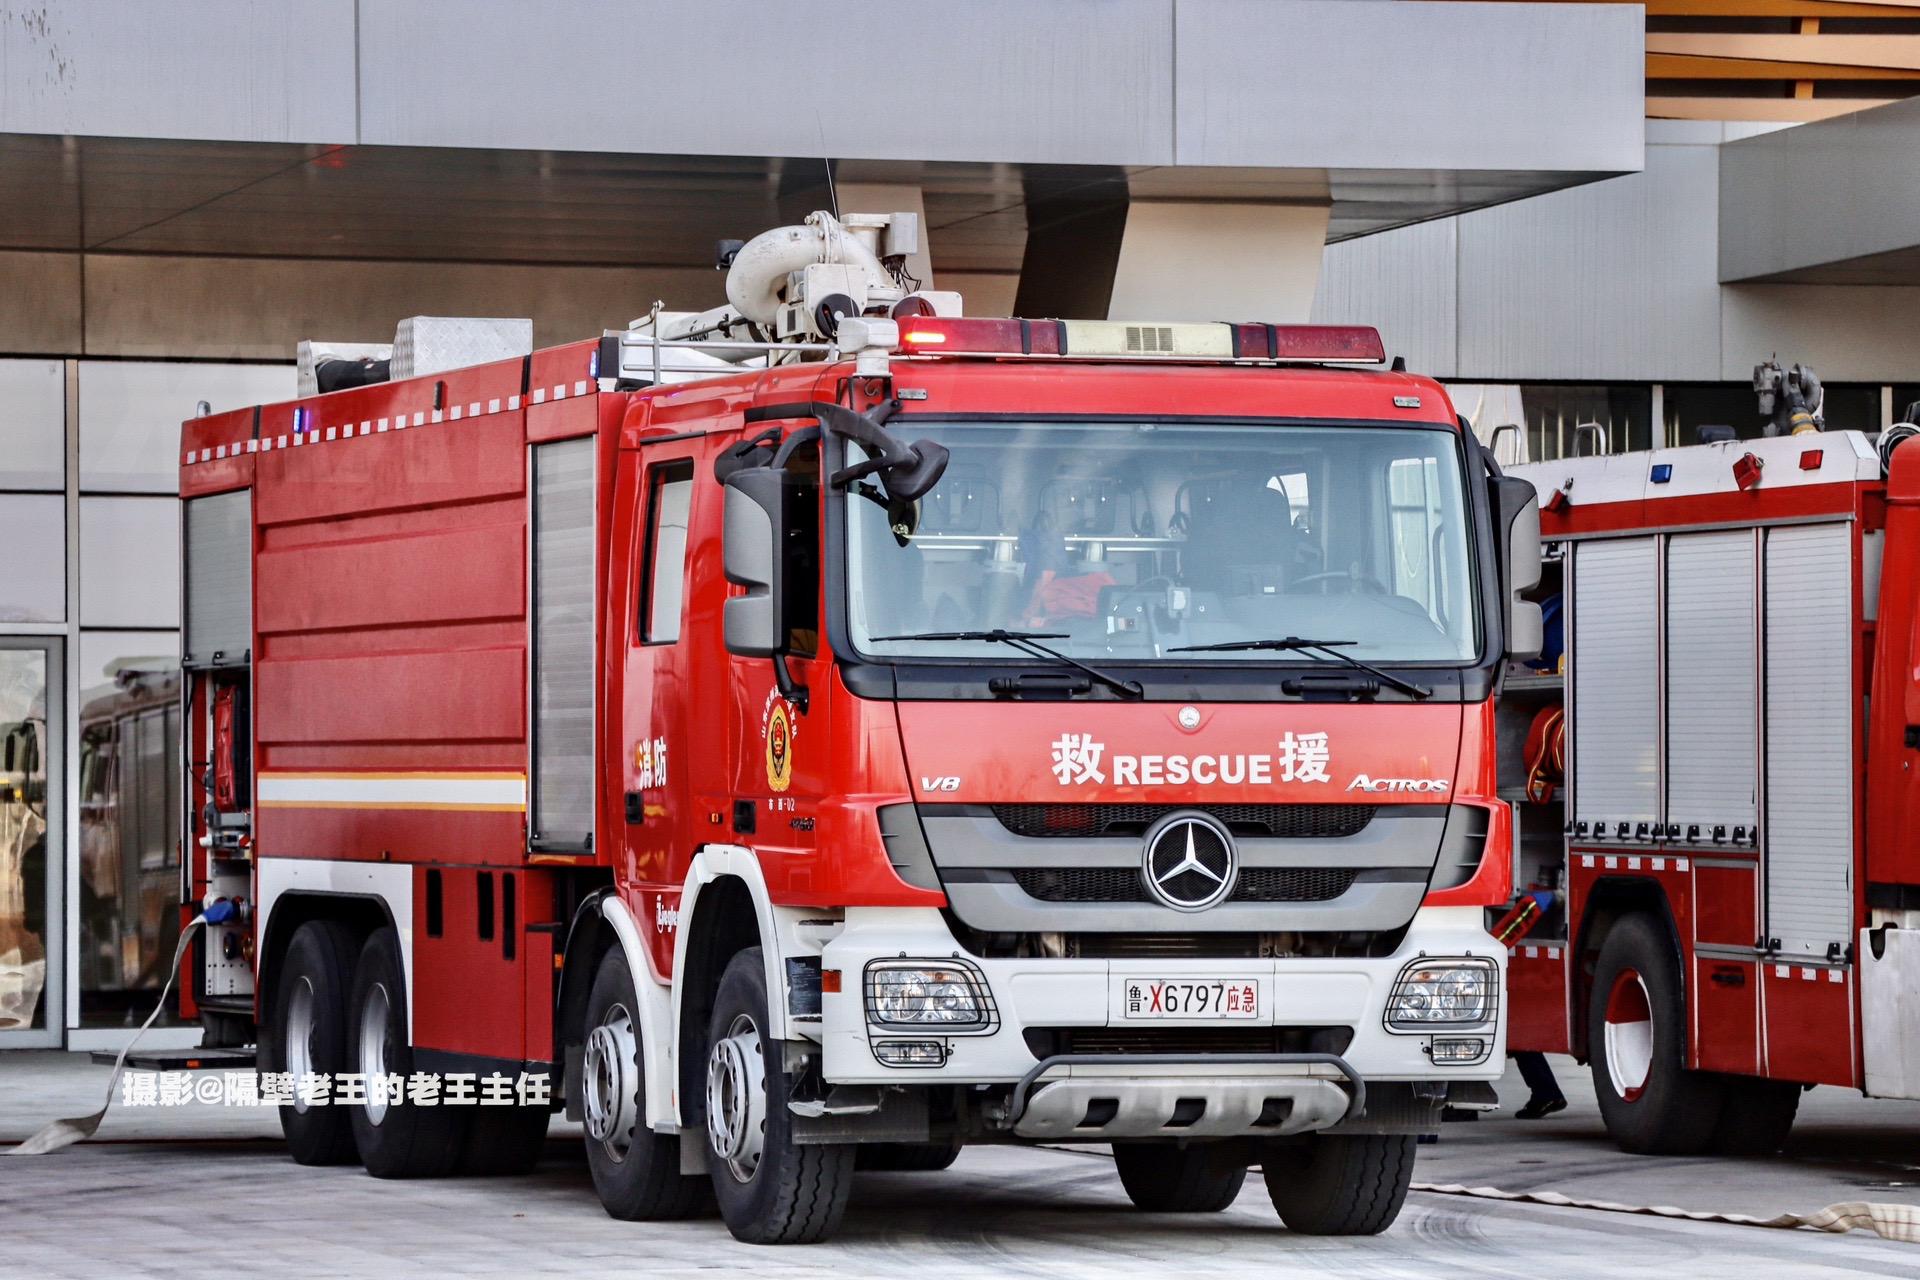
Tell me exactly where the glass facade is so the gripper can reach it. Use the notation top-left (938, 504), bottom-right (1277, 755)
top-left (1448, 383), bottom-right (1653, 463)
top-left (0, 358), bottom-right (291, 1043)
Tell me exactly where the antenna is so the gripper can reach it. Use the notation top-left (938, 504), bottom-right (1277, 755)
top-left (815, 112), bottom-right (839, 220)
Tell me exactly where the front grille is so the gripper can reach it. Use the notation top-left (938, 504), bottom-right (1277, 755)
top-left (991, 803), bottom-right (1375, 840)
top-left (1011, 866), bottom-right (1358, 905)
top-left (1023, 1025), bottom-right (1356, 1057)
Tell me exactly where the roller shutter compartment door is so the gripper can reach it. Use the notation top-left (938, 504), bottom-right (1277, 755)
top-left (1570, 537), bottom-right (1659, 835)
top-left (184, 490), bottom-right (252, 667)
top-left (530, 438), bottom-right (596, 850)
top-left (1762, 523), bottom-right (1855, 960)
top-left (1665, 531), bottom-right (1758, 837)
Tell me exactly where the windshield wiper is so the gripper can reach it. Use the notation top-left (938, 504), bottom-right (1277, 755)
top-left (868, 629), bottom-right (1144, 699)
top-left (1168, 636), bottom-right (1432, 700)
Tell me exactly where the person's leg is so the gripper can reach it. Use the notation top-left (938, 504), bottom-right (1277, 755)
top-left (1514, 1051), bottom-right (1567, 1118)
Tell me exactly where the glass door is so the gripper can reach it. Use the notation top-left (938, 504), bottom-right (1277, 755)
top-left (0, 639), bottom-right (61, 1045)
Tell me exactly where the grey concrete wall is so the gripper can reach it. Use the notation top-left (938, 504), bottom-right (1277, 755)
top-left (3, 1), bottom-right (1643, 173)
top-left (1313, 122), bottom-right (1920, 384)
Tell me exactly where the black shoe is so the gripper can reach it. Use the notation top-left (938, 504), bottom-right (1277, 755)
top-left (1516, 1097), bottom-right (1567, 1120)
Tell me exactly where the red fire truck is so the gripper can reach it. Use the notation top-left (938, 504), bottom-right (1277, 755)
top-left (1503, 423), bottom-right (1920, 1156)
top-left (176, 210), bottom-right (1540, 1243)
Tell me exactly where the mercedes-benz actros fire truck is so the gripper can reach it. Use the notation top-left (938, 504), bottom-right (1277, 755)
top-left (1501, 410), bottom-right (1920, 1157)
top-left (175, 210), bottom-right (1540, 1243)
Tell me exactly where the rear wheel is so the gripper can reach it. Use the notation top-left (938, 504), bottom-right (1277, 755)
top-left (581, 947), bottom-right (709, 1219)
top-left (269, 920), bottom-right (360, 1166)
top-left (1260, 1133), bottom-right (1414, 1235)
top-left (1587, 914), bottom-right (1724, 1154)
top-left (1114, 1142), bottom-right (1247, 1212)
top-left (856, 1141), bottom-right (962, 1172)
top-left (348, 927), bottom-right (467, 1178)
top-left (1711, 1075), bottom-right (1800, 1156)
top-left (705, 948), bottom-right (854, 1244)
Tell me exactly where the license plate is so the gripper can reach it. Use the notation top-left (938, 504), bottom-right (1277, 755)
top-left (1121, 977), bottom-right (1261, 1020)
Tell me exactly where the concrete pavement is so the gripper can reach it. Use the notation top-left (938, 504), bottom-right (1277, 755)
top-left (5, 1051), bottom-right (1919, 1277)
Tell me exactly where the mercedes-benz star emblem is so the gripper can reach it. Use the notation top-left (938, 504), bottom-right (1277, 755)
top-left (1141, 811), bottom-right (1238, 912)
top-left (1177, 705), bottom-right (1201, 731)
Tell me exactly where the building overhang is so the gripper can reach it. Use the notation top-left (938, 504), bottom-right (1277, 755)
top-left (1720, 95), bottom-right (1920, 285)
top-left (0, 1), bottom-right (1645, 275)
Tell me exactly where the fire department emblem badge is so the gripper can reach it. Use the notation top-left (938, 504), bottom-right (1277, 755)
top-left (762, 691), bottom-right (795, 793)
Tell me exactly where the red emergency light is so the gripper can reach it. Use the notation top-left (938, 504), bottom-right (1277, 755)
top-left (894, 317), bottom-right (1385, 365)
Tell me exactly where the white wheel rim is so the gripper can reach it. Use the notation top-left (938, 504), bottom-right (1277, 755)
top-left (284, 976), bottom-right (316, 1115)
top-left (584, 1002), bottom-right (640, 1162)
top-left (1603, 968), bottom-right (1654, 1103)
top-left (358, 981), bottom-right (394, 1125)
top-left (706, 1012), bottom-right (767, 1184)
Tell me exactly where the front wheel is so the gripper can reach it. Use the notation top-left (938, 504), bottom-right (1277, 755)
top-left (1587, 914), bottom-right (1724, 1154)
top-left (1260, 1134), bottom-right (1414, 1235)
top-left (1115, 1142), bottom-right (1247, 1212)
top-left (705, 948), bottom-right (854, 1244)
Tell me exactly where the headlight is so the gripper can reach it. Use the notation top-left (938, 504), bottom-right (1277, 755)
top-left (1386, 958), bottom-right (1495, 1030)
top-left (864, 961), bottom-right (994, 1032)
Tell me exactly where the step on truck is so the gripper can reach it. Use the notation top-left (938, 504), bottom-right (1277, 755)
top-left (1502, 396), bottom-right (1920, 1156)
top-left (176, 210), bottom-right (1540, 1243)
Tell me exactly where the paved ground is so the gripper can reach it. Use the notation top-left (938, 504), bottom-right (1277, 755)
top-left (5, 1051), bottom-right (1920, 1278)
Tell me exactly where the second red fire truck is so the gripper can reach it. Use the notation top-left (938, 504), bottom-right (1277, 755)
top-left (175, 210), bottom-right (1539, 1243)
top-left (1503, 407), bottom-right (1920, 1155)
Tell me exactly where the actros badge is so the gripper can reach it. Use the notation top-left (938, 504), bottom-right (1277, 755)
top-left (1141, 810), bottom-right (1238, 912)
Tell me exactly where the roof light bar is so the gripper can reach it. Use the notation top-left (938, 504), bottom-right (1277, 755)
top-left (892, 318), bottom-right (1384, 364)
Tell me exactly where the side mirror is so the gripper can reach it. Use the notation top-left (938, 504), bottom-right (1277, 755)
top-left (722, 468), bottom-right (788, 658)
top-left (1496, 475), bottom-right (1543, 661)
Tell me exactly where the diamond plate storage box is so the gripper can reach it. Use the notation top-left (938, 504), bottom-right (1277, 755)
top-left (392, 316), bottom-right (533, 379)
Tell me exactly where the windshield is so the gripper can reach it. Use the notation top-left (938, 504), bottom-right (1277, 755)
top-left (846, 420), bottom-right (1480, 664)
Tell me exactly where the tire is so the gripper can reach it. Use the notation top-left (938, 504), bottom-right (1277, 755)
top-left (268, 919), bottom-right (360, 1166)
top-left (856, 1141), bottom-right (962, 1173)
top-left (460, 1095), bottom-right (551, 1176)
top-left (1587, 914), bottom-right (1725, 1155)
top-left (704, 947), bottom-right (855, 1244)
top-left (581, 947), bottom-right (709, 1219)
top-left (1114, 1142), bottom-right (1247, 1213)
top-left (1260, 1134), bottom-right (1415, 1235)
top-left (1710, 1076), bottom-right (1800, 1156)
top-left (347, 927), bottom-right (468, 1178)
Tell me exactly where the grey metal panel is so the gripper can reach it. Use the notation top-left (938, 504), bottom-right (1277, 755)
top-left (1720, 95), bottom-right (1920, 284)
top-left (1310, 218), bottom-right (1459, 379)
top-left (1458, 143), bottom-right (1724, 382)
top-left (0, 0), bottom-right (356, 143)
top-left (1665, 532), bottom-right (1757, 833)
top-left (1763, 524), bottom-right (1855, 960)
top-left (1720, 284), bottom-right (1920, 383)
top-left (359, 0), bottom-right (1175, 165)
top-left (183, 490), bottom-right (251, 666)
top-left (1175, 0), bottom-right (1643, 171)
top-left (1571, 538), bottom-right (1659, 830)
top-left (531, 439), bottom-right (595, 847)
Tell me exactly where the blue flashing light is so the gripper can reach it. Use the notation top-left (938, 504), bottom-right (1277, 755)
top-left (1650, 463), bottom-right (1672, 484)
top-left (589, 347), bottom-right (600, 378)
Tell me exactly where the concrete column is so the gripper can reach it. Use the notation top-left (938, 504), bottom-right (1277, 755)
top-left (1106, 202), bottom-right (1331, 323)
top-left (1016, 198), bottom-right (1331, 323)
top-left (830, 182), bottom-right (936, 291)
